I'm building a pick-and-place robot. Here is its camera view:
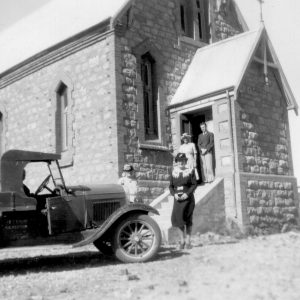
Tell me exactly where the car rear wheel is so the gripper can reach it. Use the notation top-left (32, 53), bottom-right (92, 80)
top-left (113, 214), bottom-right (161, 263)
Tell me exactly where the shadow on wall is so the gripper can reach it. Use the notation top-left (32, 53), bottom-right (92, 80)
top-left (192, 179), bottom-right (226, 235)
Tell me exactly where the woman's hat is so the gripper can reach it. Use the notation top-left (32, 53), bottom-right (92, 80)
top-left (123, 164), bottom-right (134, 172)
top-left (175, 153), bottom-right (188, 163)
top-left (181, 133), bottom-right (191, 141)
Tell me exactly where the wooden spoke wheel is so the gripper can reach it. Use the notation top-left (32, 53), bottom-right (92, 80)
top-left (113, 214), bottom-right (161, 263)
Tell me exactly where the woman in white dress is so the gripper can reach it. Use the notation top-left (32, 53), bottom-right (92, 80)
top-left (178, 133), bottom-right (199, 180)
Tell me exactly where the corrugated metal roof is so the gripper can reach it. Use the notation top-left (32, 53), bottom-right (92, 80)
top-left (0, 0), bottom-right (130, 75)
top-left (171, 29), bottom-right (261, 106)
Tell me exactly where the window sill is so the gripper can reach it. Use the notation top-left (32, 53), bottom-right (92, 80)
top-left (139, 143), bottom-right (170, 152)
top-left (179, 36), bottom-right (208, 48)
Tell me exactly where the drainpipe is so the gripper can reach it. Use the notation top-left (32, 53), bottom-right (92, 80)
top-left (226, 89), bottom-right (238, 219)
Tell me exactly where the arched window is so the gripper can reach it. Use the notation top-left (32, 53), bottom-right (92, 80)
top-left (141, 52), bottom-right (158, 140)
top-left (51, 73), bottom-right (74, 166)
top-left (56, 82), bottom-right (69, 153)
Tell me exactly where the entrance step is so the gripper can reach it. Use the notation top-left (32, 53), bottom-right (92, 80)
top-left (150, 177), bottom-right (225, 244)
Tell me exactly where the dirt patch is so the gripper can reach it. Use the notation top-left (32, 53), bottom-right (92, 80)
top-left (0, 232), bottom-right (300, 300)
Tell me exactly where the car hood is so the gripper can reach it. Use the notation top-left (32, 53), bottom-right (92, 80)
top-left (67, 183), bottom-right (125, 199)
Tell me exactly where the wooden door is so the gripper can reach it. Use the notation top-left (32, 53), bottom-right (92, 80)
top-left (212, 99), bottom-right (234, 175)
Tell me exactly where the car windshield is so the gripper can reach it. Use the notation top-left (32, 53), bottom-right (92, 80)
top-left (48, 160), bottom-right (67, 190)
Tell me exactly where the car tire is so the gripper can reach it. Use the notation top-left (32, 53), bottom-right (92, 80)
top-left (113, 214), bottom-right (161, 263)
top-left (93, 238), bottom-right (114, 256)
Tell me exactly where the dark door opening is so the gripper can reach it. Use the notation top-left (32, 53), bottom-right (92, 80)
top-left (180, 108), bottom-right (214, 183)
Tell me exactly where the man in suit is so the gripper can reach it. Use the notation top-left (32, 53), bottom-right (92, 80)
top-left (197, 122), bottom-right (214, 183)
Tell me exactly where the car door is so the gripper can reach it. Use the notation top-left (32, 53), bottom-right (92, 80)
top-left (46, 192), bottom-right (86, 235)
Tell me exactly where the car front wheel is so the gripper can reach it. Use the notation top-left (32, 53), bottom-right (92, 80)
top-left (113, 214), bottom-right (161, 263)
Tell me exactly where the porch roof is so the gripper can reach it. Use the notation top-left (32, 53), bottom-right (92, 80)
top-left (170, 26), bottom-right (298, 114)
top-left (0, 0), bottom-right (131, 76)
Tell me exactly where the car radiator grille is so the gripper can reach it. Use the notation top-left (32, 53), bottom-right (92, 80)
top-left (93, 200), bottom-right (121, 222)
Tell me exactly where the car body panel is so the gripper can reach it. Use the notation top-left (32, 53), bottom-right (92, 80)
top-left (46, 194), bottom-right (86, 235)
top-left (73, 203), bottom-right (160, 247)
top-left (0, 192), bottom-right (37, 216)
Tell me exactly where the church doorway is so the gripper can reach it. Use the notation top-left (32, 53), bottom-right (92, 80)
top-left (179, 107), bottom-right (214, 183)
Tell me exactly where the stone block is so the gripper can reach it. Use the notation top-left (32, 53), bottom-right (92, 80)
top-left (125, 154), bottom-right (134, 163)
top-left (124, 93), bottom-right (136, 102)
top-left (277, 167), bottom-right (286, 175)
top-left (249, 197), bottom-right (259, 207)
top-left (245, 156), bottom-right (255, 165)
top-left (284, 198), bottom-right (294, 206)
top-left (273, 207), bottom-right (281, 216)
top-left (284, 182), bottom-right (293, 190)
top-left (250, 165), bottom-right (260, 173)
top-left (247, 207), bottom-right (256, 215)
top-left (248, 180), bottom-right (259, 189)
top-left (259, 200), bottom-right (267, 206)
top-left (122, 85), bottom-right (136, 94)
top-left (285, 214), bottom-right (296, 222)
top-left (249, 215), bottom-right (259, 224)
top-left (150, 187), bottom-right (164, 195)
top-left (274, 197), bottom-right (285, 207)
top-left (122, 68), bottom-right (136, 78)
top-left (124, 77), bottom-right (135, 86)
top-left (138, 187), bottom-right (150, 194)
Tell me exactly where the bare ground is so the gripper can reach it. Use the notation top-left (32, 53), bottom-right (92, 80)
top-left (0, 231), bottom-right (300, 300)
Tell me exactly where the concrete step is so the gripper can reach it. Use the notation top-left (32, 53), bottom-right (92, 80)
top-left (193, 178), bottom-right (223, 204)
top-left (160, 201), bottom-right (173, 211)
top-left (151, 177), bottom-right (224, 243)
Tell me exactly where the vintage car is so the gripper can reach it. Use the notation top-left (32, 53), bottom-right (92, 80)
top-left (0, 150), bottom-right (161, 263)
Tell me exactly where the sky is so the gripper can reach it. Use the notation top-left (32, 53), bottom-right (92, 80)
top-left (0, 0), bottom-right (299, 181)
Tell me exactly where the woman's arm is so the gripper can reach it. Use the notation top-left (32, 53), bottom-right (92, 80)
top-left (186, 170), bottom-right (197, 196)
top-left (206, 132), bottom-right (214, 152)
top-left (169, 172), bottom-right (175, 196)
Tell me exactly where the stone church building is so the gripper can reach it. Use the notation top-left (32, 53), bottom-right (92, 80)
top-left (0, 0), bottom-right (298, 234)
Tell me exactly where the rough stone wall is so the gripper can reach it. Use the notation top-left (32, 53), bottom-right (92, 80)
top-left (235, 62), bottom-right (298, 233)
top-left (210, 0), bottom-right (242, 42)
top-left (115, 0), bottom-right (243, 202)
top-left (246, 179), bottom-right (298, 234)
top-left (0, 0), bottom-right (244, 198)
top-left (192, 178), bottom-right (226, 234)
top-left (0, 34), bottom-right (119, 190)
top-left (238, 63), bottom-right (291, 176)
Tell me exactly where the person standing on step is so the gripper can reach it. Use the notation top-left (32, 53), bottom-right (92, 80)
top-left (178, 133), bottom-right (199, 180)
top-left (197, 122), bottom-right (215, 183)
top-left (169, 153), bottom-right (197, 250)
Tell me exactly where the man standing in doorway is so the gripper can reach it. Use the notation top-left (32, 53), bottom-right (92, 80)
top-left (198, 122), bottom-right (214, 183)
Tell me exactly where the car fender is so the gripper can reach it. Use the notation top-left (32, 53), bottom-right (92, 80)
top-left (73, 203), bottom-right (159, 248)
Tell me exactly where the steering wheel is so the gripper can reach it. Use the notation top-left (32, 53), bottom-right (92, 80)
top-left (35, 175), bottom-right (53, 195)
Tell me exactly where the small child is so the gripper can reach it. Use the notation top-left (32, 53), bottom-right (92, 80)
top-left (118, 164), bottom-right (138, 203)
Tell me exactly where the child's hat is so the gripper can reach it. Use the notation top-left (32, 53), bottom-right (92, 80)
top-left (123, 164), bottom-right (134, 172)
